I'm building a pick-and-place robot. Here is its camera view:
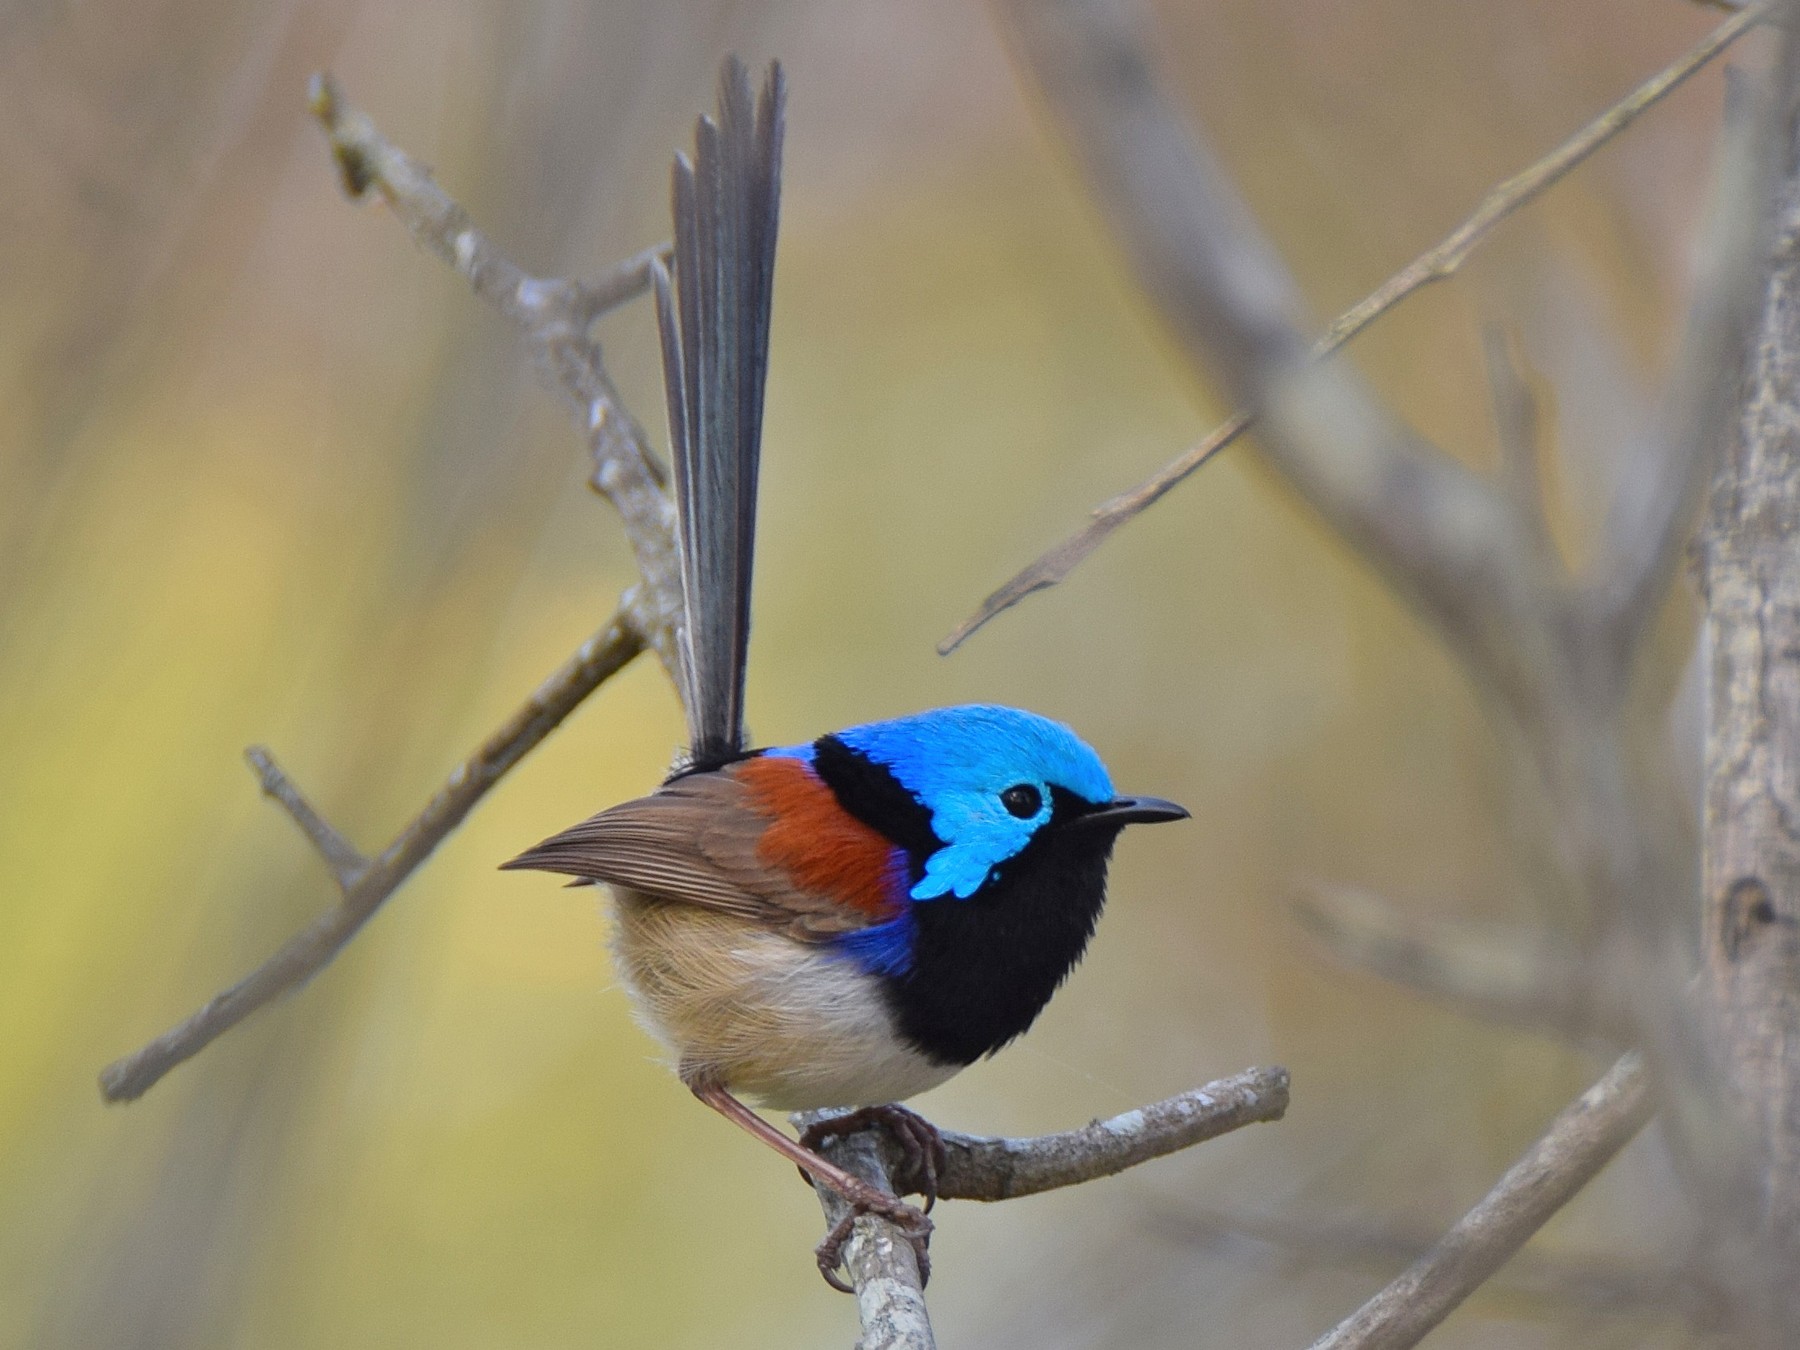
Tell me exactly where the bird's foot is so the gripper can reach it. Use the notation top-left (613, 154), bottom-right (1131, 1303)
top-left (799, 1103), bottom-right (949, 1211)
top-left (812, 1185), bottom-right (933, 1293)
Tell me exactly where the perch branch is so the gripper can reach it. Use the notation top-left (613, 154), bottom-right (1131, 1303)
top-left (100, 607), bottom-right (645, 1102)
top-left (1307, 1052), bottom-right (1653, 1350)
top-left (308, 74), bottom-right (683, 668)
top-left (943, 3), bottom-right (1762, 654)
top-left (800, 1125), bottom-right (938, 1350)
top-left (798, 1067), bottom-right (1287, 1344)
top-left (936, 1064), bottom-right (1289, 1201)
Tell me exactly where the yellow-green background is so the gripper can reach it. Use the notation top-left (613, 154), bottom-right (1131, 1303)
top-left (0, 2), bottom-right (1733, 1346)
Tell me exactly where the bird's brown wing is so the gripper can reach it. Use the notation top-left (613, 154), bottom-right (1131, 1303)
top-left (501, 765), bottom-right (881, 940)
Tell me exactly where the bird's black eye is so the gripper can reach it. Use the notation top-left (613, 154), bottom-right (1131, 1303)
top-left (1000, 783), bottom-right (1042, 818)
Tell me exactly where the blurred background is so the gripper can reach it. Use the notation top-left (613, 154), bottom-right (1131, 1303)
top-left (0, 1), bottom-right (1742, 1346)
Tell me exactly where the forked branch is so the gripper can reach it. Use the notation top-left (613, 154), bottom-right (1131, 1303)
top-left (798, 1066), bottom-right (1290, 1346)
top-left (100, 76), bottom-right (698, 1104)
top-left (101, 608), bottom-right (645, 1102)
top-left (944, 3), bottom-right (1763, 654)
top-left (308, 74), bottom-right (684, 668)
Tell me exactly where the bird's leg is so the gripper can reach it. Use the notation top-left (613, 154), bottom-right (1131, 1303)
top-left (689, 1081), bottom-right (933, 1291)
top-left (799, 1104), bottom-right (948, 1212)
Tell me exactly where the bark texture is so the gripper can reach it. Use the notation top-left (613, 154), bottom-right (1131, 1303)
top-left (1698, 148), bottom-right (1800, 1338)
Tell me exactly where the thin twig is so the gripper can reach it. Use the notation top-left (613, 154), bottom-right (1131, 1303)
top-left (997, 0), bottom-right (1578, 732)
top-left (567, 241), bottom-right (673, 328)
top-left (1307, 1053), bottom-right (1654, 1350)
top-left (100, 609), bottom-right (645, 1102)
top-left (101, 74), bottom-right (692, 1104)
top-left (308, 74), bottom-right (683, 669)
top-left (942, 3), bottom-right (1763, 654)
top-left (243, 746), bottom-right (369, 891)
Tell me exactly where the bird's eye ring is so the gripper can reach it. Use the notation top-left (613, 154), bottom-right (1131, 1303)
top-left (1000, 783), bottom-right (1042, 818)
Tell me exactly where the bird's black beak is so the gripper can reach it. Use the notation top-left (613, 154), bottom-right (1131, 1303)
top-left (1070, 795), bottom-right (1190, 829)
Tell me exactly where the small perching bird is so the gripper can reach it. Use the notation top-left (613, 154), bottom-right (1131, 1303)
top-left (503, 57), bottom-right (1188, 1288)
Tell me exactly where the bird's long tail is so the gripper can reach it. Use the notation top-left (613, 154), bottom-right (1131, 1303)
top-left (653, 57), bottom-right (785, 771)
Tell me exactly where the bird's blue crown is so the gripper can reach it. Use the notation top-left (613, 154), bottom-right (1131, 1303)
top-left (776, 704), bottom-right (1115, 902)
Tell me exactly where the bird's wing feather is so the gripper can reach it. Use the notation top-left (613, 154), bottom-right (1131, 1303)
top-left (501, 765), bottom-right (883, 941)
top-left (655, 58), bottom-right (785, 769)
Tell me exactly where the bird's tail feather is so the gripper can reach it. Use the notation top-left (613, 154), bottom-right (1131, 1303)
top-left (653, 57), bottom-right (785, 770)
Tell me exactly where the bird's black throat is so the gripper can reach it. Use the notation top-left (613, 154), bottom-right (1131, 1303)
top-left (886, 794), bottom-right (1119, 1066)
top-left (810, 735), bottom-right (1120, 1068)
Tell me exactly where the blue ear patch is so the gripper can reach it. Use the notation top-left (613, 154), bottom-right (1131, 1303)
top-left (834, 705), bottom-right (1115, 902)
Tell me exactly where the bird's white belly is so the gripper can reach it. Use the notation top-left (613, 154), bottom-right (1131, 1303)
top-left (608, 888), bottom-right (959, 1111)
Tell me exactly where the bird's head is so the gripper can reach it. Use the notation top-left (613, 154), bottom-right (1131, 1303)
top-left (762, 704), bottom-right (1188, 1064)
top-left (778, 704), bottom-right (1187, 901)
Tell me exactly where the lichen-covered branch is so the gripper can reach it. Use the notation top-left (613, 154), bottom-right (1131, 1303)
top-left (1693, 97), bottom-right (1800, 1337)
top-left (1307, 1053), bottom-right (1653, 1350)
top-left (936, 1064), bottom-right (1289, 1201)
top-left (798, 1067), bottom-right (1287, 1346)
top-left (100, 607), bottom-right (645, 1102)
top-left (800, 1126), bottom-right (938, 1350)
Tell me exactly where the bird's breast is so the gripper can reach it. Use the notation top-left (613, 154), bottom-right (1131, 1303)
top-left (879, 824), bottom-right (1117, 1066)
top-left (608, 887), bottom-right (959, 1111)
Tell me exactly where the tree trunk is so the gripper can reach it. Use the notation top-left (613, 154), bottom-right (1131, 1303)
top-left (1698, 152), bottom-right (1800, 1344)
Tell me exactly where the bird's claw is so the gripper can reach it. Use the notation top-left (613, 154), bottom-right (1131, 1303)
top-left (813, 1196), bottom-right (933, 1293)
top-left (799, 1104), bottom-right (949, 1211)
top-left (798, 1104), bottom-right (945, 1290)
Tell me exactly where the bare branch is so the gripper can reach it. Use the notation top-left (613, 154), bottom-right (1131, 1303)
top-left (243, 746), bottom-right (369, 891)
top-left (1159, 1205), bottom-right (1724, 1328)
top-left (993, 0), bottom-right (1582, 727)
top-left (99, 75), bottom-right (697, 1105)
top-left (1307, 1053), bottom-right (1653, 1350)
top-left (307, 74), bottom-right (683, 669)
top-left (943, 3), bottom-right (1762, 654)
top-left (100, 608), bottom-right (645, 1102)
top-left (1292, 885), bottom-right (1618, 1047)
